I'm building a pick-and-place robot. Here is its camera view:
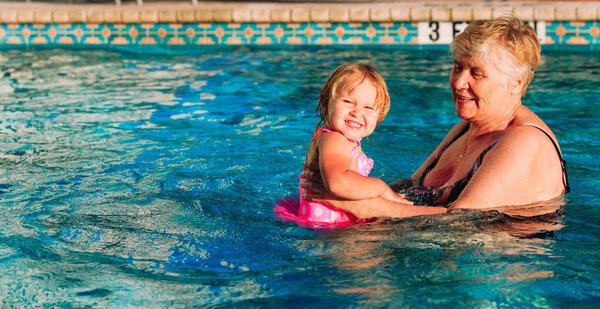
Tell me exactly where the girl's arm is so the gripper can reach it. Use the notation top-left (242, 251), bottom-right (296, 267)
top-left (300, 161), bottom-right (446, 218)
top-left (318, 132), bottom-right (401, 200)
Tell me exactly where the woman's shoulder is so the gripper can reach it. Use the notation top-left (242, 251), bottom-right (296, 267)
top-left (493, 122), bottom-right (560, 165)
top-left (512, 105), bottom-right (553, 130)
top-left (502, 125), bottom-right (553, 148)
top-left (482, 107), bottom-right (560, 166)
top-left (503, 106), bottom-right (557, 142)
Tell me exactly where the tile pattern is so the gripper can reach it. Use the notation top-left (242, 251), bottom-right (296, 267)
top-left (545, 21), bottom-right (600, 45)
top-left (0, 21), bottom-right (598, 48)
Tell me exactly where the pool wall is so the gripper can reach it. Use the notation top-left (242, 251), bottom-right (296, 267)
top-left (0, 1), bottom-right (599, 51)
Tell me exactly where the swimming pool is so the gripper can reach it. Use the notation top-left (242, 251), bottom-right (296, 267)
top-left (0, 47), bottom-right (598, 307)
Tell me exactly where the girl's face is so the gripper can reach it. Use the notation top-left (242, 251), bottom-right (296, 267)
top-left (327, 79), bottom-right (380, 141)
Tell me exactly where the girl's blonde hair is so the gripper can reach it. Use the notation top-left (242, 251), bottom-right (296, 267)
top-left (450, 15), bottom-right (541, 96)
top-left (314, 63), bottom-right (390, 137)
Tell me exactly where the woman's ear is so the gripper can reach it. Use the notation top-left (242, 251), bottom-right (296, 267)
top-left (510, 78), bottom-right (524, 95)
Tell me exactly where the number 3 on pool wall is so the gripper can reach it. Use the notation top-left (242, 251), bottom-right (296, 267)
top-left (428, 22), bottom-right (440, 41)
top-left (418, 21), bottom-right (545, 44)
top-left (418, 21), bottom-right (469, 44)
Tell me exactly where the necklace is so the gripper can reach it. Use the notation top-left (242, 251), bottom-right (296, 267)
top-left (456, 131), bottom-right (471, 164)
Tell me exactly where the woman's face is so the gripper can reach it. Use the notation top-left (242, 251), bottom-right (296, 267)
top-left (449, 50), bottom-right (521, 123)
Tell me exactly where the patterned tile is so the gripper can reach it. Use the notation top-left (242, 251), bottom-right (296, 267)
top-left (546, 21), bottom-right (600, 45)
top-left (0, 21), bottom-right (598, 49)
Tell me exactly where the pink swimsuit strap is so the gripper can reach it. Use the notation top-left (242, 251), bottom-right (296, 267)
top-left (316, 127), bottom-right (362, 159)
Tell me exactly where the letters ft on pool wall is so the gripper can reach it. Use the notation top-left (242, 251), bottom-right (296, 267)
top-left (0, 21), bottom-right (598, 49)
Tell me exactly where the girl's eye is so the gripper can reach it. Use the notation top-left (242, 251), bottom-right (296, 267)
top-left (343, 99), bottom-right (353, 104)
top-left (365, 106), bottom-right (376, 111)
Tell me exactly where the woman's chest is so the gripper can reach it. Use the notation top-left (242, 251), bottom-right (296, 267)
top-left (422, 160), bottom-right (468, 188)
top-left (421, 140), bottom-right (493, 188)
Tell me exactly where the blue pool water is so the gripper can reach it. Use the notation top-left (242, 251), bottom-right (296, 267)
top-left (0, 47), bottom-right (599, 307)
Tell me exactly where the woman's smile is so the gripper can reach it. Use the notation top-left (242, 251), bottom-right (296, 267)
top-left (456, 95), bottom-right (476, 103)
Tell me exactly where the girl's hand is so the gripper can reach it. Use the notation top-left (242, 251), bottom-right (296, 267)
top-left (381, 186), bottom-right (413, 204)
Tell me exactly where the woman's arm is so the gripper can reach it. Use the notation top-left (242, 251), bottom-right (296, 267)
top-left (318, 132), bottom-right (396, 200)
top-left (303, 192), bottom-right (447, 219)
top-left (448, 126), bottom-right (566, 211)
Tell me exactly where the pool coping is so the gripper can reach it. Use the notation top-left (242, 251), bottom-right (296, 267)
top-left (0, 1), bottom-right (598, 23)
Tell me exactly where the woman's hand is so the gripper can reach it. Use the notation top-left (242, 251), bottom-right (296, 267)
top-left (300, 160), bottom-right (326, 194)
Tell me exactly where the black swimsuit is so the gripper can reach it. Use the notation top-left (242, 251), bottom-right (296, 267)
top-left (400, 123), bottom-right (570, 206)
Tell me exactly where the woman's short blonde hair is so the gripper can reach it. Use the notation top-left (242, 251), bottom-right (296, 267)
top-left (450, 15), bottom-right (541, 95)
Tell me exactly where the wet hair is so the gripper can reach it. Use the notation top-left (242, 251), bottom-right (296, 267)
top-left (314, 63), bottom-right (390, 136)
top-left (450, 14), bottom-right (541, 95)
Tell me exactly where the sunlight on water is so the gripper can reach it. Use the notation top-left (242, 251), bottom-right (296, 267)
top-left (0, 48), bottom-right (598, 306)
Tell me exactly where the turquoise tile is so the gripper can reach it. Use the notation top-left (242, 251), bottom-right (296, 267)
top-left (0, 21), bottom-right (597, 49)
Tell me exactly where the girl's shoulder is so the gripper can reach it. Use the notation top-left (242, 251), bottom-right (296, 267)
top-left (316, 129), bottom-right (348, 143)
top-left (316, 130), bottom-right (356, 152)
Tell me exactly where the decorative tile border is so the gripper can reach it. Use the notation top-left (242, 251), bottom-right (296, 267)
top-left (0, 22), bottom-right (419, 46)
top-left (0, 2), bottom-right (599, 50)
top-left (546, 21), bottom-right (600, 45)
top-left (1, 21), bottom-right (599, 49)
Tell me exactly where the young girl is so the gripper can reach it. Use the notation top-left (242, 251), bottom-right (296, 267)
top-left (276, 63), bottom-right (411, 227)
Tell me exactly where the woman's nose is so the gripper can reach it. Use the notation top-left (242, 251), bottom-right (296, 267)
top-left (452, 70), bottom-right (469, 89)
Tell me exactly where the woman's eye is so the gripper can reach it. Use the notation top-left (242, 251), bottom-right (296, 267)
top-left (471, 70), bottom-right (485, 78)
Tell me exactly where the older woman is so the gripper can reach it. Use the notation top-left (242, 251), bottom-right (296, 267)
top-left (301, 15), bottom-right (569, 218)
